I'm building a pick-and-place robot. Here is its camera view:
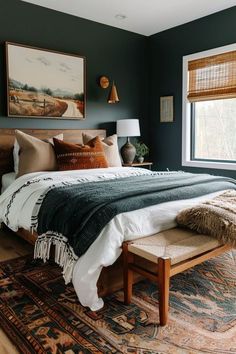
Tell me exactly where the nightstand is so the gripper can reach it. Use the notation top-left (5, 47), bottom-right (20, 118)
top-left (122, 162), bottom-right (153, 170)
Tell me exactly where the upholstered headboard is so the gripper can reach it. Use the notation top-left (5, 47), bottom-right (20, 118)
top-left (0, 128), bottom-right (106, 186)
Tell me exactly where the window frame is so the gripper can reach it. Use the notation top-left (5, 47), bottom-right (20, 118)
top-left (182, 43), bottom-right (236, 171)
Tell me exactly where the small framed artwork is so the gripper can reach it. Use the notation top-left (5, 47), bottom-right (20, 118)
top-left (6, 42), bottom-right (86, 119)
top-left (160, 96), bottom-right (174, 123)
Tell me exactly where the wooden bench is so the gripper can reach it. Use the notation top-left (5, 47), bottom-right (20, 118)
top-left (123, 228), bottom-right (231, 326)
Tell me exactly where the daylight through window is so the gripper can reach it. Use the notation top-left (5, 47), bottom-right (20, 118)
top-left (182, 45), bottom-right (236, 170)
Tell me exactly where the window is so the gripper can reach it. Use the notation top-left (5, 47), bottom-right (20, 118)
top-left (192, 99), bottom-right (236, 162)
top-left (182, 44), bottom-right (236, 170)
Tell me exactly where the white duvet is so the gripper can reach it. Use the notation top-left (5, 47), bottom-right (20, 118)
top-left (0, 167), bottom-right (224, 311)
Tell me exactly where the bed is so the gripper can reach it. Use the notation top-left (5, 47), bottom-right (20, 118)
top-left (0, 128), bottom-right (150, 302)
top-left (0, 128), bottom-right (235, 312)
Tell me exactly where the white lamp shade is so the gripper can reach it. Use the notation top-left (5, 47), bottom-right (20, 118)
top-left (116, 119), bottom-right (140, 137)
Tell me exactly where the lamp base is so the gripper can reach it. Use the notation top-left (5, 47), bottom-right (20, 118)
top-left (121, 138), bottom-right (136, 164)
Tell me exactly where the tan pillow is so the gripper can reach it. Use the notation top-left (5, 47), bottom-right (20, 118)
top-left (13, 133), bottom-right (63, 175)
top-left (82, 133), bottom-right (121, 167)
top-left (15, 130), bottom-right (59, 177)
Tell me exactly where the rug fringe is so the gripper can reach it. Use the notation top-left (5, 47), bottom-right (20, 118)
top-left (34, 232), bottom-right (78, 284)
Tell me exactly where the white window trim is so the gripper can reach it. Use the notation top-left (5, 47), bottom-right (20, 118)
top-left (182, 43), bottom-right (236, 171)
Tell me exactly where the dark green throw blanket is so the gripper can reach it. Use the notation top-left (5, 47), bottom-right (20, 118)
top-left (37, 172), bottom-right (236, 257)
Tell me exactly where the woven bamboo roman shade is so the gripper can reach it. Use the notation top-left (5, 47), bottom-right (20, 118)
top-left (187, 51), bottom-right (236, 102)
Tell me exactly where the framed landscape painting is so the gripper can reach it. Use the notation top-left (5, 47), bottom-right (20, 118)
top-left (6, 42), bottom-right (86, 119)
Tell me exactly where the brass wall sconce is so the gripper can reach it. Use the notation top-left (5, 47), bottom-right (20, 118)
top-left (99, 76), bottom-right (120, 104)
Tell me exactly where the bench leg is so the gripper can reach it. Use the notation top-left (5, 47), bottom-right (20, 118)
top-left (158, 257), bottom-right (171, 326)
top-left (123, 242), bottom-right (134, 305)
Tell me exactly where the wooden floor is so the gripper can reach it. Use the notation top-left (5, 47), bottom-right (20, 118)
top-left (0, 227), bottom-right (33, 354)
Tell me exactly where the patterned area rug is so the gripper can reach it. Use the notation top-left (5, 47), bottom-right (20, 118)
top-left (0, 251), bottom-right (236, 354)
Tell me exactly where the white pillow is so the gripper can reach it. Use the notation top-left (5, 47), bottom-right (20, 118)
top-left (13, 140), bottom-right (20, 174)
top-left (13, 133), bottom-right (63, 174)
top-left (82, 133), bottom-right (122, 167)
top-left (1, 172), bottom-right (16, 194)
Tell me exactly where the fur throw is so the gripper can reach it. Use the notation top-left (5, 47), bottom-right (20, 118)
top-left (176, 190), bottom-right (236, 247)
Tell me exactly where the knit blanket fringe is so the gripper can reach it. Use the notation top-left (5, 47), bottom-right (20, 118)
top-left (176, 190), bottom-right (236, 247)
top-left (34, 232), bottom-right (78, 284)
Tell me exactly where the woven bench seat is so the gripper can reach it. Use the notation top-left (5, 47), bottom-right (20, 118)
top-left (128, 228), bottom-right (221, 265)
top-left (123, 228), bottom-right (231, 326)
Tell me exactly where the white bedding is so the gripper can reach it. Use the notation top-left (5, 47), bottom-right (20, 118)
top-left (0, 167), bottom-right (225, 311)
top-left (1, 172), bottom-right (16, 194)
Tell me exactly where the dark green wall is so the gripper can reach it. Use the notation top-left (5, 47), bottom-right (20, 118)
top-left (1, 1), bottom-right (236, 177)
top-left (0, 0), bottom-right (148, 141)
top-left (149, 6), bottom-right (236, 178)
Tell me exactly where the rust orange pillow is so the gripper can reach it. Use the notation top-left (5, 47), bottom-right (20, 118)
top-left (53, 136), bottom-right (108, 171)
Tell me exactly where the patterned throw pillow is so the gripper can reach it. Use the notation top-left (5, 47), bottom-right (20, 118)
top-left (53, 136), bottom-right (109, 171)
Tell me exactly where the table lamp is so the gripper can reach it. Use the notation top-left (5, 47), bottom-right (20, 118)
top-left (117, 119), bottom-right (140, 164)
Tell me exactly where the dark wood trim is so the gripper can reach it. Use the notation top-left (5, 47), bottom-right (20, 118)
top-left (158, 257), bottom-right (171, 326)
top-left (122, 162), bottom-right (153, 170)
top-left (123, 242), bottom-right (134, 305)
top-left (170, 244), bottom-right (230, 276)
top-left (15, 228), bottom-right (37, 245)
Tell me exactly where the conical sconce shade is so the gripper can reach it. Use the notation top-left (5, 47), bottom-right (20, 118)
top-left (107, 82), bottom-right (119, 104)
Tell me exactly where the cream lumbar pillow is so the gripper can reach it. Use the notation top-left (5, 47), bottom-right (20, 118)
top-left (82, 133), bottom-right (122, 167)
top-left (15, 130), bottom-right (61, 177)
top-left (45, 134), bottom-right (63, 145)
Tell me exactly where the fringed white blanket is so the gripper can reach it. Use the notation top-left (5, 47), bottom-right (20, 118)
top-left (34, 232), bottom-right (78, 284)
top-left (176, 190), bottom-right (236, 247)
